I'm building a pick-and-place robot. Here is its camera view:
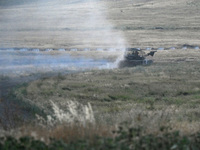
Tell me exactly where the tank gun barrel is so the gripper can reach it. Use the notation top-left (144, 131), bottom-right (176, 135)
top-left (147, 51), bottom-right (157, 57)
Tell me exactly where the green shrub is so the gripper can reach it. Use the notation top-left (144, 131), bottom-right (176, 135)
top-left (0, 126), bottom-right (199, 150)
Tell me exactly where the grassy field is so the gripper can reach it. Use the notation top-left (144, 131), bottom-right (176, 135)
top-left (0, 49), bottom-right (199, 149)
top-left (0, 0), bottom-right (200, 149)
top-left (0, 0), bottom-right (200, 48)
top-left (11, 49), bottom-right (200, 128)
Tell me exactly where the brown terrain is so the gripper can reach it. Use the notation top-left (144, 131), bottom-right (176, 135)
top-left (0, 0), bottom-right (200, 49)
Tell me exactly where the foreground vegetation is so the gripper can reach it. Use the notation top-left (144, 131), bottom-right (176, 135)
top-left (0, 126), bottom-right (200, 150)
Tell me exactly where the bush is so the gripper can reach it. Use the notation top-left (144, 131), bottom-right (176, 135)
top-left (0, 125), bottom-right (199, 150)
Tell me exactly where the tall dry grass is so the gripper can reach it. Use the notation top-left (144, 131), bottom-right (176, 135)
top-left (1, 99), bottom-right (199, 144)
top-left (36, 100), bottom-right (95, 127)
top-left (1, 100), bottom-right (113, 144)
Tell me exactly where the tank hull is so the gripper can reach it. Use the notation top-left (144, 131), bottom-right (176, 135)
top-left (118, 59), bottom-right (153, 68)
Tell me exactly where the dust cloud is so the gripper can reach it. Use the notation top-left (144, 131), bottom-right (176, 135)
top-left (0, 0), bottom-right (128, 76)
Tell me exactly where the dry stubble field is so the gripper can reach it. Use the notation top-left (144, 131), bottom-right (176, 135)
top-left (0, 0), bottom-right (200, 48)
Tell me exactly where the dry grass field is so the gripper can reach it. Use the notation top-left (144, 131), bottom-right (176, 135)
top-left (0, 0), bottom-right (200, 48)
top-left (0, 48), bottom-right (198, 149)
top-left (0, 0), bottom-right (200, 149)
top-left (12, 49), bottom-right (200, 130)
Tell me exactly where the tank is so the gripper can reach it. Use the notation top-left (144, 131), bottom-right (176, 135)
top-left (118, 48), bottom-right (156, 68)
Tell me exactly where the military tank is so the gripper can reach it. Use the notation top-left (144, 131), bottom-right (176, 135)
top-left (118, 48), bottom-right (156, 68)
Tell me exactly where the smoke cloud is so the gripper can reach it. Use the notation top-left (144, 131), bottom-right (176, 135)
top-left (0, 50), bottom-right (116, 77)
top-left (0, 0), bottom-right (128, 76)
